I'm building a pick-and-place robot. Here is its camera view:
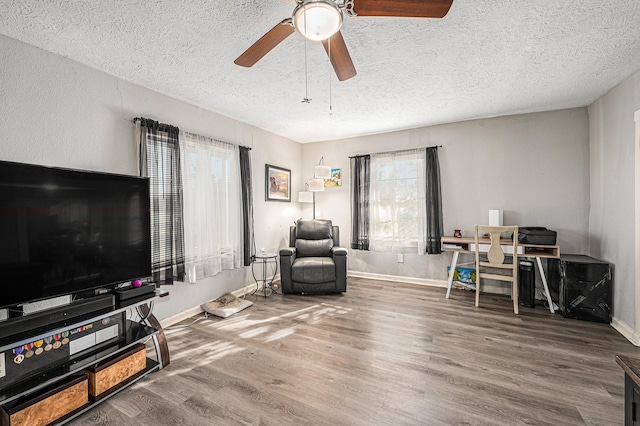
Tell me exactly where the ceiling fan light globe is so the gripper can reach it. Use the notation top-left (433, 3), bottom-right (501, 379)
top-left (293, 0), bottom-right (343, 42)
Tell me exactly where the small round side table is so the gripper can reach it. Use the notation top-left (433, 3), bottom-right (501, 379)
top-left (251, 253), bottom-right (279, 298)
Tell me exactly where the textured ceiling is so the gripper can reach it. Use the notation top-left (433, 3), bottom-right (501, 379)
top-left (1, 0), bottom-right (640, 143)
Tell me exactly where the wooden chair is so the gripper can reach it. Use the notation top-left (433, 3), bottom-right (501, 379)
top-left (474, 225), bottom-right (519, 314)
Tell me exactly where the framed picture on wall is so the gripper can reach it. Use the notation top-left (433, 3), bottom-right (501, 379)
top-left (325, 168), bottom-right (342, 187)
top-left (265, 164), bottom-right (291, 202)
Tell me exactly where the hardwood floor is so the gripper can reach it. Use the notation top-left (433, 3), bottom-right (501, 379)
top-left (74, 278), bottom-right (636, 425)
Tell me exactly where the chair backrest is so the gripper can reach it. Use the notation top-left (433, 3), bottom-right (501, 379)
top-left (474, 225), bottom-right (520, 314)
top-left (290, 219), bottom-right (339, 258)
top-left (474, 225), bottom-right (519, 266)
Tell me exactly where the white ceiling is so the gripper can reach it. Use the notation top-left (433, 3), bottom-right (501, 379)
top-left (1, 0), bottom-right (640, 143)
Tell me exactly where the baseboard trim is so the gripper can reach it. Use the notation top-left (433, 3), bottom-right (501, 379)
top-left (159, 283), bottom-right (258, 328)
top-left (232, 283), bottom-right (258, 298)
top-left (347, 271), bottom-right (516, 295)
top-left (611, 316), bottom-right (640, 346)
top-left (160, 305), bottom-right (205, 328)
top-left (347, 271), bottom-right (447, 288)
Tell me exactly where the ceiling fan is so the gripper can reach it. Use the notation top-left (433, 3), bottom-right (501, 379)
top-left (234, 0), bottom-right (454, 82)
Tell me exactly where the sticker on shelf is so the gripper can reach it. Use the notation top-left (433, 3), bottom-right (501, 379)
top-left (0, 352), bottom-right (5, 379)
top-left (95, 324), bottom-right (118, 344)
top-left (69, 333), bottom-right (96, 356)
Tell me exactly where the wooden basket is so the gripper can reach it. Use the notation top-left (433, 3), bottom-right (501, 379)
top-left (87, 343), bottom-right (146, 397)
top-left (0, 375), bottom-right (88, 426)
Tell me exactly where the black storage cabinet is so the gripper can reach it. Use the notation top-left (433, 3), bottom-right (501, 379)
top-left (548, 254), bottom-right (612, 323)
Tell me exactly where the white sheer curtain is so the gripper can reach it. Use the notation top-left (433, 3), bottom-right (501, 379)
top-left (369, 148), bottom-right (427, 254)
top-left (179, 131), bottom-right (243, 283)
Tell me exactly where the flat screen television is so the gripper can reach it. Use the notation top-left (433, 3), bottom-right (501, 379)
top-left (0, 160), bottom-right (151, 309)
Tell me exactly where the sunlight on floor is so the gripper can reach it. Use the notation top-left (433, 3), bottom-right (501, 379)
top-left (264, 326), bottom-right (296, 343)
top-left (238, 325), bottom-right (271, 339)
top-left (163, 301), bottom-right (353, 364)
top-left (208, 302), bottom-right (351, 340)
top-left (162, 339), bottom-right (247, 377)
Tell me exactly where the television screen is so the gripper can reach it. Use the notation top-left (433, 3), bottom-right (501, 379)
top-left (0, 161), bottom-right (151, 309)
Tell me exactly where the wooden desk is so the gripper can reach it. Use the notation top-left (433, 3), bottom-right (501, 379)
top-left (441, 236), bottom-right (560, 313)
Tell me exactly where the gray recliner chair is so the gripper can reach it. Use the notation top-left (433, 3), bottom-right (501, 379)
top-left (279, 219), bottom-right (347, 294)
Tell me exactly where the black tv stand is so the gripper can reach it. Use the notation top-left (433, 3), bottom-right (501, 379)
top-left (0, 295), bottom-right (115, 346)
top-left (0, 295), bottom-right (169, 426)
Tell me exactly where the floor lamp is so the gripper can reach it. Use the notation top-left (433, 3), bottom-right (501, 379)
top-left (299, 157), bottom-right (331, 219)
top-left (298, 186), bottom-right (314, 218)
top-left (299, 178), bottom-right (325, 219)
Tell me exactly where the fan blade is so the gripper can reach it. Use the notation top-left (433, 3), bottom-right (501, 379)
top-left (234, 19), bottom-right (294, 67)
top-left (321, 31), bottom-right (357, 82)
top-left (352, 0), bottom-right (454, 18)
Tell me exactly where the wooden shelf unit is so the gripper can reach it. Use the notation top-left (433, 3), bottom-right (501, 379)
top-left (440, 236), bottom-right (560, 259)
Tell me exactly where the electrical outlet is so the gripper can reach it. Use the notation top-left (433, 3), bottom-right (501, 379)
top-left (397, 253), bottom-right (404, 263)
top-left (0, 353), bottom-right (5, 378)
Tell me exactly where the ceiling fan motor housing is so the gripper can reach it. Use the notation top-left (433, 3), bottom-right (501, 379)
top-left (293, 0), bottom-right (343, 41)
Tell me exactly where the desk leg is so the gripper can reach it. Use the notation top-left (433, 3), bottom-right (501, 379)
top-left (446, 251), bottom-right (459, 299)
top-left (535, 257), bottom-right (555, 314)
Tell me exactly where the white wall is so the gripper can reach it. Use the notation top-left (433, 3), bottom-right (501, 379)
top-left (588, 69), bottom-right (640, 338)
top-left (0, 31), bottom-right (601, 325)
top-left (302, 109), bottom-right (591, 290)
top-left (0, 34), bottom-right (303, 322)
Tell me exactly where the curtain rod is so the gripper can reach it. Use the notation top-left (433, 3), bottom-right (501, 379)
top-left (348, 145), bottom-right (442, 159)
top-left (132, 117), bottom-right (251, 150)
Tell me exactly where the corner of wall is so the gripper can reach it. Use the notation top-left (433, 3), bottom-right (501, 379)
top-left (612, 316), bottom-right (640, 346)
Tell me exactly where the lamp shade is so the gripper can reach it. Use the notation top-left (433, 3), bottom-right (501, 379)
top-left (314, 164), bottom-right (332, 179)
top-left (308, 178), bottom-right (325, 192)
top-left (293, 0), bottom-right (343, 42)
top-left (298, 191), bottom-right (314, 203)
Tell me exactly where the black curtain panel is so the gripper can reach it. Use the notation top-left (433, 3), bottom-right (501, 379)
top-left (350, 155), bottom-right (370, 250)
top-left (425, 147), bottom-right (444, 254)
top-left (239, 146), bottom-right (256, 266)
top-left (136, 117), bottom-right (185, 284)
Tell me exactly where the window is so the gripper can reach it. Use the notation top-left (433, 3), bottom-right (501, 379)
top-left (350, 147), bottom-right (443, 255)
top-left (369, 149), bottom-right (427, 253)
top-left (148, 141), bottom-right (175, 266)
top-left (180, 132), bottom-right (243, 283)
top-left (137, 119), bottom-right (186, 285)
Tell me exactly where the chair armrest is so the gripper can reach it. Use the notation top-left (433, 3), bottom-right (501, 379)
top-left (331, 246), bottom-right (348, 257)
top-left (279, 248), bottom-right (296, 293)
top-left (332, 246), bottom-right (348, 292)
top-left (280, 247), bottom-right (296, 257)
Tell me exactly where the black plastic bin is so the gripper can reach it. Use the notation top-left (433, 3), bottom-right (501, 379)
top-left (518, 259), bottom-right (536, 308)
top-left (548, 254), bottom-right (612, 323)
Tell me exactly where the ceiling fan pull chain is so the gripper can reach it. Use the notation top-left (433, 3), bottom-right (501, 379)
top-left (302, 11), bottom-right (311, 103)
top-left (328, 37), bottom-right (333, 115)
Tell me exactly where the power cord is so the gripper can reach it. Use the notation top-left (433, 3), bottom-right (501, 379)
top-left (164, 313), bottom-right (209, 330)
